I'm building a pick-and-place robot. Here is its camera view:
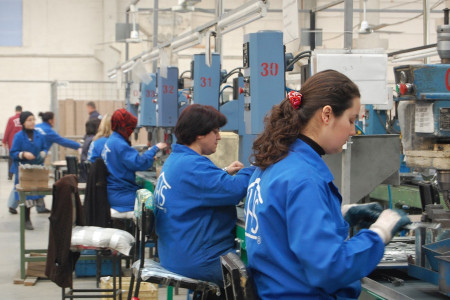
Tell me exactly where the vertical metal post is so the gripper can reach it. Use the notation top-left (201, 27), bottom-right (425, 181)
top-left (310, 11), bottom-right (316, 50)
top-left (344, 0), bottom-right (353, 50)
top-left (341, 141), bottom-right (352, 204)
top-left (423, 0), bottom-right (430, 63)
top-left (19, 191), bottom-right (26, 279)
top-left (152, 0), bottom-right (158, 73)
top-left (50, 81), bottom-right (59, 162)
top-left (215, 0), bottom-right (224, 56)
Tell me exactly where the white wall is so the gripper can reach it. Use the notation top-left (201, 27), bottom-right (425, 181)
top-left (0, 0), bottom-right (448, 137)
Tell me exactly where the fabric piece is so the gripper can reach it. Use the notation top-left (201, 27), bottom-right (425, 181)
top-left (45, 175), bottom-right (85, 288)
top-left (71, 226), bottom-right (134, 256)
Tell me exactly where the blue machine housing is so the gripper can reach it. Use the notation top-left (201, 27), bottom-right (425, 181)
top-left (394, 64), bottom-right (450, 138)
top-left (243, 31), bottom-right (286, 135)
top-left (157, 67), bottom-right (179, 127)
top-left (138, 74), bottom-right (157, 127)
top-left (193, 53), bottom-right (221, 109)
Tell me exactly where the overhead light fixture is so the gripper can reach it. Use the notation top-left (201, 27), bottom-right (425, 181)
top-left (107, 69), bottom-right (118, 79)
top-left (171, 32), bottom-right (202, 53)
top-left (121, 60), bottom-right (136, 73)
top-left (218, 0), bottom-right (268, 34)
top-left (142, 49), bottom-right (160, 63)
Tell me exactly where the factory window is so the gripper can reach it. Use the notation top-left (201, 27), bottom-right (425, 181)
top-left (0, 0), bottom-right (22, 46)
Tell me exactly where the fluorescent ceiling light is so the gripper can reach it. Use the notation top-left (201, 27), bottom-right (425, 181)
top-left (107, 69), bottom-right (117, 79)
top-left (171, 32), bottom-right (202, 52)
top-left (391, 48), bottom-right (438, 63)
top-left (121, 60), bottom-right (136, 73)
top-left (142, 49), bottom-right (160, 63)
top-left (218, 1), bottom-right (267, 34)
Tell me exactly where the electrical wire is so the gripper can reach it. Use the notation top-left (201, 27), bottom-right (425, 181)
top-left (355, 124), bottom-right (366, 135)
top-left (179, 70), bottom-right (191, 78)
top-left (286, 54), bottom-right (311, 71)
top-left (219, 85), bottom-right (233, 105)
top-left (221, 68), bottom-right (243, 83)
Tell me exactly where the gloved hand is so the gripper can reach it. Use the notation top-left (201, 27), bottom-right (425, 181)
top-left (369, 209), bottom-right (411, 244)
top-left (342, 202), bottom-right (383, 229)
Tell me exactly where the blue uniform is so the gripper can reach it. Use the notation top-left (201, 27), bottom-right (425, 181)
top-left (102, 131), bottom-right (158, 212)
top-left (245, 139), bottom-right (385, 299)
top-left (154, 144), bottom-right (255, 286)
top-left (10, 130), bottom-right (48, 201)
top-left (87, 136), bottom-right (107, 163)
top-left (35, 122), bottom-right (80, 151)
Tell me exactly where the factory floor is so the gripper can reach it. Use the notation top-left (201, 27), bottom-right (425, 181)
top-left (0, 159), bottom-right (188, 299)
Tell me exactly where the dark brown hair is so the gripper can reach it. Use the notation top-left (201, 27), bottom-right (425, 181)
top-left (252, 69), bottom-right (360, 169)
top-left (175, 104), bottom-right (227, 146)
top-left (38, 111), bottom-right (54, 123)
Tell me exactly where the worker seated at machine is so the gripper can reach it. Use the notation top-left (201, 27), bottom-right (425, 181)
top-left (154, 104), bottom-right (255, 287)
top-left (102, 108), bottom-right (166, 218)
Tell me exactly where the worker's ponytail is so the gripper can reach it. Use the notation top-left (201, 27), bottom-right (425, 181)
top-left (251, 70), bottom-right (360, 169)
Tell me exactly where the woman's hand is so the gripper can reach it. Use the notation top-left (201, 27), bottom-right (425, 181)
top-left (22, 152), bottom-right (36, 160)
top-left (155, 142), bottom-right (168, 151)
top-left (224, 161), bottom-right (244, 175)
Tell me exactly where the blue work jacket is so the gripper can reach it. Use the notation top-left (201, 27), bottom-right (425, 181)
top-left (154, 144), bottom-right (255, 285)
top-left (35, 122), bottom-right (80, 151)
top-left (87, 136), bottom-right (108, 163)
top-left (102, 132), bottom-right (158, 212)
top-left (245, 139), bottom-right (385, 300)
top-left (10, 130), bottom-right (48, 200)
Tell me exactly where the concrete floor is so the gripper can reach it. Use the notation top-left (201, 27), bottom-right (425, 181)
top-left (0, 159), bottom-right (187, 299)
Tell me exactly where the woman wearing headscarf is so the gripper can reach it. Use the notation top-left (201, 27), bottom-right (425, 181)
top-left (9, 111), bottom-right (48, 230)
top-left (102, 108), bottom-right (166, 212)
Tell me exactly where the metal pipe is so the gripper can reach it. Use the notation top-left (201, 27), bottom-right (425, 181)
top-left (445, 8), bottom-right (449, 25)
top-left (310, 11), bottom-right (316, 50)
top-left (152, 0), bottom-right (158, 73)
top-left (423, 0), bottom-right (430, 63)
top-left (215, 0), bottom-right (223, 55)
top-left (344, 0), bottom-right (353, 50)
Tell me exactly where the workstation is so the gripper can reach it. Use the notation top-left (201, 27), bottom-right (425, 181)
top-left (1, 0), bottom-right (450, 299)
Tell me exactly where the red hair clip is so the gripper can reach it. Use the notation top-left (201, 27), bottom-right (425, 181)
top-left (288, 91), bottom-right (302, 110)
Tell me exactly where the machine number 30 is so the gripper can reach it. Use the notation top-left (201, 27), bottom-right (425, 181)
top-left (261, 63), bottom-right (279, 77)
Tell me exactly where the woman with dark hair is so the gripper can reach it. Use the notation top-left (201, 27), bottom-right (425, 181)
top-left (36, 111), bottom-right (80, 151)
top-left (9, 112), bottom-right (48, 230)
top-left (245, 70), bottom-right (411, 299)
top-left (154, 104), bottom-right (255, 287)
top-left (102, 108), bottom-right (166, 212)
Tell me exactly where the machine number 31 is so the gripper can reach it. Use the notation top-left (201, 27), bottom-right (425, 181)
top-left (261, 63), bottom-right (279, 77)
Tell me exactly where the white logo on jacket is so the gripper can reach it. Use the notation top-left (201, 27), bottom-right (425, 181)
top-left (155, 172), bottom-right (171, 211)
top-left (245, 177), bottom-right (263, 243)
top-left (35, 127), bottom-right (46, 135)
top-left (101, 144), bottom-right (111, 164)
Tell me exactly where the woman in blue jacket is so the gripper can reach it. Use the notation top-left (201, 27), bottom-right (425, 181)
top-left (102, 108), bottom-right (166, 212)
top-left (154, 104), bottom-right (255, 287)
top-left (10, 111), bottom-right (48, 230)
top-left (87, 113), bottom-right (112, 163)
top-left (245, 70), bottom-right (411, 300)
top-left (35, 111), bottom-right (80, 151)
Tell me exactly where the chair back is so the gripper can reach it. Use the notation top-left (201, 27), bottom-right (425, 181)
top-left (221, 252), bottom-right (257, 300)
top-left (134, 189), bottom-right (156, 263)
top-left (66, 155), bottom-right (79, 176)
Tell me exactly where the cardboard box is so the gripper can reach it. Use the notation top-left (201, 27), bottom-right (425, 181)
top-left (19, 166), bottom-right (49, 188)
top-left (100, 276), bottom-right (158, 300)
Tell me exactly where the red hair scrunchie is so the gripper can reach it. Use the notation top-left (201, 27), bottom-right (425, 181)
top-left (288, 91), bottom-right (302, 110)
